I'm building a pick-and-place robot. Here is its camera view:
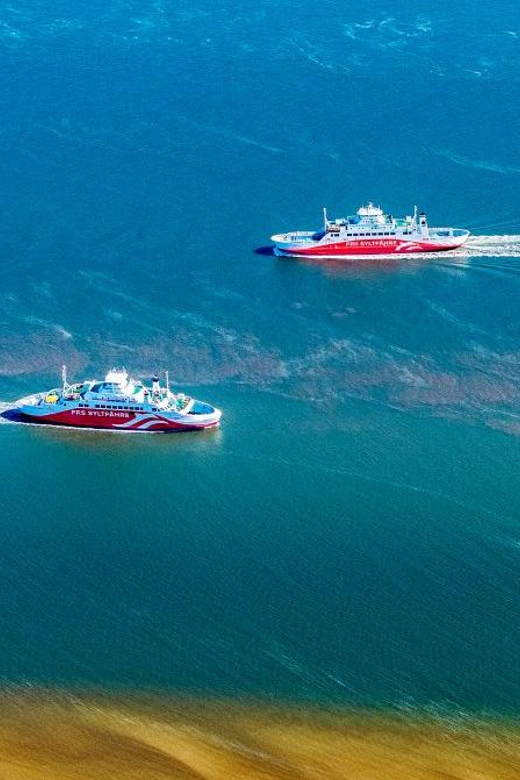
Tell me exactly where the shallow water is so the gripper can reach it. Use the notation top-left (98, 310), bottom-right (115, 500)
top-left (0, 691), bottom-right (520, 780)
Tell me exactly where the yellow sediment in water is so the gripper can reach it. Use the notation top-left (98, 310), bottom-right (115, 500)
top-left (0, 692), bottom-right (518, 779)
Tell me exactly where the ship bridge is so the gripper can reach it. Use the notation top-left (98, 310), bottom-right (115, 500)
top-left (357, 203), bottom-right (383, 217)
top-left (104, 368), bottom-right (128, 385)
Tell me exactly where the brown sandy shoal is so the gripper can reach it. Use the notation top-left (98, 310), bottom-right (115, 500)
top-left (0, 690), bottom-right (517, 779)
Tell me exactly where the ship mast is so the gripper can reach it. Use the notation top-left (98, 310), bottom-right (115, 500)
top-left (165, 370), bottom-right (170, 395)
top-left (61, 364), bottom-right (67, 393)
top-left (323, 207), bottom-right (328, 231)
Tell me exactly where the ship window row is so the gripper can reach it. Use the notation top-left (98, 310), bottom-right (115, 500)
top-left (346, 232), bottom-right (397, 237)
top-left (90, 404), bottom-right (144, 411)
top-left (341, 230), bottom-right (414, 237)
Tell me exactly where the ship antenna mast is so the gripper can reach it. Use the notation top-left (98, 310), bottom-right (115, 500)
top-left (165, 370), bottom-right (170, 395)
top-left (323, 206), bottom-right (328, 231)
top-left (61, 364), bottom-right (67, 393)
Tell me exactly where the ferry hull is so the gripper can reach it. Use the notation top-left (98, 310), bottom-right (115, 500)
top-left (274, 238), bottom-right (468, 257)
top-left (17, 406), bottom-right (220, 432)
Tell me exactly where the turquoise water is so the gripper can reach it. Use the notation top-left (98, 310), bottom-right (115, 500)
top-left (0, 0), bottom-right (520, 719)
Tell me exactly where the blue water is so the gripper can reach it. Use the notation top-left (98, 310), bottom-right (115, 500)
top-left (0, 0), bottom-right (520, 718)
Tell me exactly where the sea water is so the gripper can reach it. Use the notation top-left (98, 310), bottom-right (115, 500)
top-left (0, 0), bottom-right (519, 776)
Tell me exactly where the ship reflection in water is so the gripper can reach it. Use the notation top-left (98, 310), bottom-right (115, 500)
top-left (0, 691), bottom-right (519, 779)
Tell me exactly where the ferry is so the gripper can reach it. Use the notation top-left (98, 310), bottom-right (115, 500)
top-left (15, 367), bottom-right (222, 432)
top-left (271, 203), bottom-right (470, 257)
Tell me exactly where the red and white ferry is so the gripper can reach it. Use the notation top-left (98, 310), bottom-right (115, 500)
top-left (271, 203), bottom-right (470, 257)
top-left (16, 368), bottom-right (221, 432)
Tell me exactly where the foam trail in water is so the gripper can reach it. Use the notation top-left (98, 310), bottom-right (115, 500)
top-left (467, 235), bottom-right (520, 245)
top-left (461, 235), bottom-right (520, 258)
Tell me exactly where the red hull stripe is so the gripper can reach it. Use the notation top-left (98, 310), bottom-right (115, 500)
top-left (282, 240), bottom-right (464, 256)
top-left (19, 410), bottom-right (217, 432)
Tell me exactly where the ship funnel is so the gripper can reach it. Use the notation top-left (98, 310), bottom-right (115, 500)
top-left (418, 210), bottom-right (428, 237)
